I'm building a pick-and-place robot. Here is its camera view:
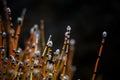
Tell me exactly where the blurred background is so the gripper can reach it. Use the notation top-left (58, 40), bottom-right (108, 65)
top-left (0, 0), bottom-right (119, 80)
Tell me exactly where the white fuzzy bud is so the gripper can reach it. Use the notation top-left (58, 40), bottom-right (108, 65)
top-left (17, 48), bottom-right (22, 54)
top-left (2, 32), bottom-right (6, 38)
top-left (33, 69), bottom-right (39, 75)
top-left (47, 41), bottom-right (53, 47)
top-left (48, 54), bottom-right (52, 60)
top-left (65, 32), bottom-right (70, 38)
top-left (35, 50), bottom-right (40, 56)
top-left (4, 57), bottom-right (8, 62)
top-left (7, 7), bottom-right (11, 13)
top-left (47, 63), bottom-right (53, 70)
top-left (18, 61), bottom-right (23, 66)
top-left (10, 55), bottom-right (16, 63)
top-left (63, 75), bottom-right (69, 80)
top-left (49, 73), bottom-right (53, 78)
top-left (54, 49), bottom-right (60, 55)
top-left (102, 31), bottom-right (107, 37)
top-left (1, 48), bottom-right (5, 54)
top-left (30, 24), bottom-right (38, 34)
top-left (56, 49), bottom-right (60, 54)
top-left (34, 24), bottom-right (38, 30)
top-left (34, 60), bottom-right (39, 66)
top-left (17, 17), bottom-right (22, 23)
top-left (67, 25), bottom-right (71, 31)
top-left (70, 39), bottom-right (75, 45)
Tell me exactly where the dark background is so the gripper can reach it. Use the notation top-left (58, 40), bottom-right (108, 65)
top-left (0, 0), bottom-right (119, 80)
